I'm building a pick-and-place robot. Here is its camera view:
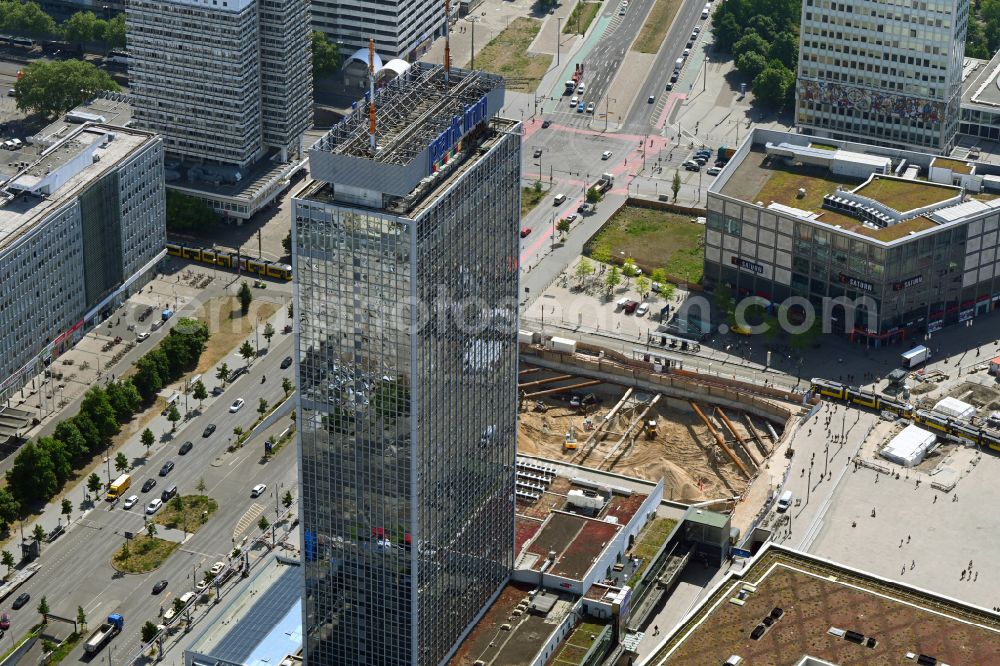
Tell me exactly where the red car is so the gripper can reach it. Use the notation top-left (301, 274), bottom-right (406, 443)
top-left (520, 228), bottom-right (532, 238)
top-left (0, 613), bottom-right (10, 630)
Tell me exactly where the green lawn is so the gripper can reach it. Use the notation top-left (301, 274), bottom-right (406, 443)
top-left (112, 535), bottom-right (180, 573)
top-left (633, 0), bottom-right (683, 53)
top-left (564, 1), bottom-right (601, 34)
top-left (522, 185), bottom-right (547, 218)
top-left (153, 494), bottom-right (218, 534)
top-left (588, 207), bottom-right (704, 283)
top-left (628, 517), bottom-right (678, 586)
top-left (466, 18), bottom-right (552, 92)
top-left (553, 620), bottom-right (608, 664)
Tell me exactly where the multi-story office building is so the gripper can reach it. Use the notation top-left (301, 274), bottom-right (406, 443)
top-left (127, 0), bottom-right (311, 217)
top-left (0, 123), bottom-right (164, 404)
top-left (293, 63), bottom-right (519, 665)
top-left (311, 0), bottom-right (446, 60)
top-left (703, 129), bottom-right (1000, 346)
top-left (795, 0), bottom-right (969, 153)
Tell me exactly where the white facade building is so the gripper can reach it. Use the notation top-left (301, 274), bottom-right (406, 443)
top-left (127, 0), bottom-right (311, 170)
top-left (795, 0), bottom-right (969, 152)
top-left (0, 124), bottom-right (164, 406)
top-left (311, 0), bottom-right (445, 60)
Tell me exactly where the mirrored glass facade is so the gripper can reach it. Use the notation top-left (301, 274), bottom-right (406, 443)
top-left (294, 123), bottom-right (520, 666)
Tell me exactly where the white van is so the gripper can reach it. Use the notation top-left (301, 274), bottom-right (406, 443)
top-left (675, 57), bottom-right (684, 70)
top-left (702, 4), bottom-right (710, 17)
top-left (776, 490), bottom-right (793, 512)
top-left (553, 193), bottom-right (566, 205)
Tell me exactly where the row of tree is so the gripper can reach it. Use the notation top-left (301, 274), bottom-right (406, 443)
top-left (0, 319), bottom-right (210, 531)
top-left (713, 0), bottom-right (800, 108)
top-left (0, 1), bottom-right (125, 49)
top-left (965, 0), bottom-right (1000, 59)
top-left (15, 59), bottom-right (120, 118)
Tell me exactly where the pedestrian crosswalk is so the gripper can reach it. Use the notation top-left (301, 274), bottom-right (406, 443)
top-left (232, 502), bottom-right (265, 541)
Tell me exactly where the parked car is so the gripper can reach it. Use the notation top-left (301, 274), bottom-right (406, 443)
top-left (146, 499), bottom-right (162, 515)
top-left (0, 613), bottom-right (9, 629)
top-left (136, 331), bottom-right (149, 342)
top-left (586, 102), bottom-right (595, 113)
top-left (707, 166), bottom-right (722, 176)
top-left (533, 148), bottom-right (542, 158)
top-left (576, 102), bottom-right (586, 113)
top-left (211, 386), bottom-right (224, 396)
top-left (665, 82), bottom-right (673, 91)
top-left (636, 302), bottom-right (650, 317)
top-left (152, 580), bottom-right (168, 594)
top-left (210, 561), bottom-right (226, 576)
top-left (623, 300), bottom-right (639, 314)
top-left (541, 119), bottom-right (551, 128)
top-left (159, 460), bottom-right (175, 476)
top-left (670, 72), bottom-right (679, 83)
top-left (251, 483), bottom-right (267, 498)
top-left (123, 495), bottom-right (139, 509)
top-left (563, 213), bottom-right (578, 223)
top-left (179, 441), bottom-right (193, 455)
top-left (570, 95), bottom-right (579, 106)
top-left (685, 163), bottom-right (701, 172)
top-left (12, 594), bottom-right (29, 610)
top-left (280, 356), bottom-right (293, 369)
top-left (229, 398), bottom-right (245, 413)
top-left (648, 95), bottom-right (655, 103)
top-left (686, 39), bottom-right (694, 48)
top-left (203, 423), bottom-right (217, 437)
top-left (141, 478), bottom-right (157, 493)
top-left (520, 228), bottom-right (532, 238)
top-left (682, 49), bottom-right (690, 58)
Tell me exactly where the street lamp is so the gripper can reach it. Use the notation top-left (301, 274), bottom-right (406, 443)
top-left (556, 18), bottom-right (562, 64)
top-left (464, 16), bottom-right (479, 69)
top-left (605, 97), bottom-right (616, 132)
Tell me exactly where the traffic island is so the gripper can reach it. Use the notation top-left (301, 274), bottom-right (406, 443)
top-left (111, 536), bottom-right (180, 574)
top-left (153, 495), bottom-right (218, 535)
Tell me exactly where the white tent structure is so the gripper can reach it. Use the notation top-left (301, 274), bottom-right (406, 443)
top-left (932, 396), bottom-right (976, 421)
top-left (880, 425), bottom-right (937, 467)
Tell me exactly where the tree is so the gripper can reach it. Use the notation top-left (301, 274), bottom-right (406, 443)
top-left (141, 427), bottom-right (155, 455)
top-left (282, 231), bottom-right (292, 255)
top-left (732, 31), bottom-right (769, 60)
top-left (146, 522), bottom-right (157, 538)
top-left (239, 340), bottom-right (255, 366)
top-left (87, 472), bottom-right (103, 496)
top-left (196, 477), bottom-right (207, 493)
top-left (0, 489), bottom-right (17, 531)
top-left (101, 13), bottom-right (125, 49)
top-left (61, 10), bottom-right (101, 45)
top-left (238, 281), bottom-right (253, 316)
top-left (671, 171), bottom-right (681, 202)
top-left (114, 452), bottom-right (129, 474)
top-left (14, 59), bottom-right (119, 118)
top-left (635, 276), bottom-right (651, 298)
top-left (263, 322), bottom-right (275, 346)
top-left (233, 425), bottom-right (244, 440)
top-left (258, 516), bottom-right (270, 532)
top-left (768, 31), bottom-right (799, 69)
top-left (141, 621), bottom-right (159, 644)
top-left (3, 1), bottom-right (57, 37)
top-left (32, 524), bottom-right (46, 543)
top-left (61, 498), bottom-right (72, 522)
top-left (77, 606), bottom-right (87, 630)
top-left (311, 31), bottom-right (341, 79)
top-left (651, 268), bottom-right (667, 287)
top-left (746, 14), bottom-right (778, 41)
top-left (622, 258), bottom-right (639, 285)
top-left (1, 551), bottom-right (14, 575)
top-left (216, 363), bottom-right (230, 386)
top-left (37, 596), bottom-right (49, 622)
top-left (80, 387), bottom-right (119, 444)
top-left (713, 11), bottom-right (742, 50)
top-left (192, 380), bottom-right (208, 409)
top-left (586, 187), bottom-right (601, 204)
top-left (258, 398), bottom-right (269, 417)
top-left (170, 495), bottom-right (183, 513)
top-left (735, 50), bottom-right (767, 81)
top-left (604, 266), bottom-right (622, 294)
top-left (282, 490), bottom-right (293, 509)
top-left (556, 218), bottom-right (572, 234)
top-left (7, 442), bottom-right (58, 505)
top-left (753, 63), bottom-right (796, 108)
top-left (167, 404), bottom-right (181, 432)
top-left (590, 244), bottom-right (612, 265)
top-left (574, 258), bottom-right (594, 285)
top-left (165, 190), bottom-right (219, 231)
top-left (287, 302), bottom-right (293, 319)
top-left (281, 377), bottom-right (293, 397)
top-left (54, 420), bottom-right (88, 461)
top-left (37, 437), bottom-right (71, 486)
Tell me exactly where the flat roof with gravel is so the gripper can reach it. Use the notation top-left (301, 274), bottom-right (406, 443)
top-left (647, 545), bottom-right (1000, 666)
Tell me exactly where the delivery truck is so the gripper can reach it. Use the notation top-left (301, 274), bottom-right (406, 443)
top-left (901, 345), bottom-right (930, 368)
top-left (85, 614), bottom-right (123, 654)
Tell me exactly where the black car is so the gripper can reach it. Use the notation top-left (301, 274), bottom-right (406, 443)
top-left (152, 580), bottom-right (168, 594)
top-left (229, 366), bottom-right (247, 381)
top-left (542, 119), bottom-right (551, 128)
top-left (142, 478), bottom-right (157, 493)
top-left (684, 163), bottom-right (701, 172)
top-left (179, 441), bottom-right (193, 455)
top-left (280, 356), bottom-right (293, 369)
top-left (11, 593), bottom-right (29, 610)
top-left (670, 72), bottom-right (679, 83)
top-left (211, 386), bottom-right (224, 396)
top-left (665, 82), bottom-right (673, 91)
top-left (159, 460), bottom-right (175, 476)
top-left (203, 423), bottom-right (217, 437)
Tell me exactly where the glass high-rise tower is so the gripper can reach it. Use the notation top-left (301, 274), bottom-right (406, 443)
top-left (293, 63), bottom-right (520, 666)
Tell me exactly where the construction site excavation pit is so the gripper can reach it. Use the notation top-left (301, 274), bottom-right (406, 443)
top-left (516, 366), bottom-right (786, 502)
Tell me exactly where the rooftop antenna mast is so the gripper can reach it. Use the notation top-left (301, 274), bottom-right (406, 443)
top-left (443, 0), bottom-right (451, 84)
top-left (368, 38), bottom-right (376, 152)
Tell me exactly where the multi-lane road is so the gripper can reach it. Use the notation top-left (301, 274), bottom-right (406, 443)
top-left (0, 335), bottom-right (298, 663)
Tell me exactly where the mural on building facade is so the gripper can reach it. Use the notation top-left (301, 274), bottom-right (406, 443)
top-left (798, 80), bottom-right (944, 123)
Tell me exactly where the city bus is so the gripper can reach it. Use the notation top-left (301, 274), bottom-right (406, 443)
top-left (107, 474), bottom-right (132, 501)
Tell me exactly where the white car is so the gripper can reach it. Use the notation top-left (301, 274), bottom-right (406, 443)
top-left (707, 166), bottom-right (722, 176)
top-left (146, 498), bottom-right (163, 514)
top-left (251, 483), bottom-right (267, 498)
top-left (229, 398), bottom-right (245, 413)
top-left (136, 331), bottom-right (149, 342)
top-left (636, 303), bottom-right (650, 317)
top-left (682, 49), bottom-right (690, 58)
top-left (195, 580), bottom-right (208, 592)
top-left (123, 495), bottom-right (139, 510)
top-left (570, 95), bottom-right (579, 106)
top-left (210, 561), bottom-right (226, 576)
top-left (602, 151), bottom-right (612, 160)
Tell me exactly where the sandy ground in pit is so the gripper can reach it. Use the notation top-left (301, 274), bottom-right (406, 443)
top-left (518, 400), bottom-right (750, 502)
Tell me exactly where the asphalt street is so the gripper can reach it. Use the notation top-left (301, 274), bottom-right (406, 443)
top-left (0, 337), bottom-right (299, 664)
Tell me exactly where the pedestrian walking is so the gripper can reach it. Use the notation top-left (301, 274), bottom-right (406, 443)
top-left (933, 495), bottom-right (937, 504)
top-left (911, 560), bottom-right (914, 569)
top-left (961, 571), bottom-right (966, 580)
top-left (975, 572), bottom-right (979, 582)
top-left (899, 539), bottom-right (903, 548)
top-left (907, 535), bottom-right (910, 543)
top-left (871, 508), bottom-right (876, 518)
